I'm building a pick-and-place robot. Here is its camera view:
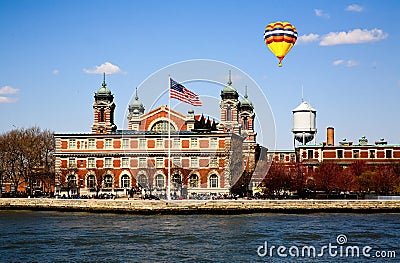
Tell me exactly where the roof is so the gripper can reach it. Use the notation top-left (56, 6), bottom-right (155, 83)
top-left (292, 101), bottom-right (316, 112)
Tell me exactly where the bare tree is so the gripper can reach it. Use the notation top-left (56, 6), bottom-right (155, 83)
top-left (0, 127), bottom-right (55, 196)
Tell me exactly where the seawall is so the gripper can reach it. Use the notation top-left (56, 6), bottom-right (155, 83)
top-left (1, 198), bottom-right (400, 214)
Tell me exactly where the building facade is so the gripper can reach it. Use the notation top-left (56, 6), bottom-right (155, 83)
top-left (54, 75), bottom-right (265, 198)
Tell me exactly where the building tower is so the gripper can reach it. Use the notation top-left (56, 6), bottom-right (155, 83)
top-left (292, 101), bottom-right (317, 145)
top-left (239, 86), bottom-right (256, 142)
top-left (127, 88), bottom-right (145, 131)
top-left (219, 70), bottom-right (240, 133)
top-left (91, 73), bottom-right (117, 134)
top-left (239, 86), bottom-right (258, 172)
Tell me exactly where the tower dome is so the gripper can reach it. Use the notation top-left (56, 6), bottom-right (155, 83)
top-left (292, 101), bottom-right (317, 145)
top-left (94, 73), bottom-right (113, 103)
top-left (221, 70), bottom-right (239, 100)
top-left (128, 88), bottom-right (145, 116)
top-left (240, 86), bottom-right (253, 110)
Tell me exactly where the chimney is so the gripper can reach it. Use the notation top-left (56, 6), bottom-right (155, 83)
top-left (327, 127), bottom-right (334, 146)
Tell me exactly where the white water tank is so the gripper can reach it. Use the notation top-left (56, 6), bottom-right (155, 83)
top-left (292, 101), bottom-right (317, 144)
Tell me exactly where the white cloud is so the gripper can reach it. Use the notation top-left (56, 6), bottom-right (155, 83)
top-left (297, 33), bottom-right (320, 44)
top-left (314, 9), bottom-right (330, 18)
top-left (320, 28), bottom-right (388, 46)
top-left (333, 60), bottom-right (344, 66)
top-left (83, 62), bottom-right (123, 74)
top-left (0, 96), bottom-right (18, 103)
top-left (53, 69), bottom-right (59, 75)
top-left (0, 85), bottom-right (19, 95)
top-left (332, 59), bottom-right (359, 67)
top-left (346, 4), bottom-right (363, 12)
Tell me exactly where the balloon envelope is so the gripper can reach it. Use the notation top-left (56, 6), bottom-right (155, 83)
top-left (264, 21), bottom-right (297, 66)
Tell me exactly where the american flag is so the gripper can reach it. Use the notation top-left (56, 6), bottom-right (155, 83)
top-left (170, 78), bottom-right (202, 106)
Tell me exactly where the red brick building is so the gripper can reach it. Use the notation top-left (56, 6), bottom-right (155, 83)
top-left (54, 75), bottom-right (265, 198)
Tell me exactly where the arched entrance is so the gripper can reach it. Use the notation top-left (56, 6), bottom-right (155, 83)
top-left (171, 173), bottom-right (182, 199)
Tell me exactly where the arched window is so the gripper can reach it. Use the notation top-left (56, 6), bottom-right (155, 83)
top-left (86, 174), bottom-right (96, 188)
top-left (103, 174), bottom-right (113, 188)
top-left (189, 174), bottom-right (199, 188)
top-left (137, 174), bottom-right (148, 188)
top-left (67, 174), bottom-right (77, 187)
top-left (209, 174), bottom-right (219, 188)
top-left (150, 121), bottom-right (176, 133)
top-left (155, 174), bottom-right (165, 189)
top-left (226, 106), bottom-right (232, 121)
top-left (121, 174), bottom-right (131, 188)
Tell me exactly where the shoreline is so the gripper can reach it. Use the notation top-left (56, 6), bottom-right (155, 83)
top-left (1, 198), bottom-right (400, 214)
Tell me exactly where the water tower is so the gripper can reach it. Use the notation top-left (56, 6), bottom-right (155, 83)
top-left (292, 101), bottom-right (317, 145)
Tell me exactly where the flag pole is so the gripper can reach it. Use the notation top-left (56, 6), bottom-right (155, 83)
top-left (167, 75), bottom-right (171, 201)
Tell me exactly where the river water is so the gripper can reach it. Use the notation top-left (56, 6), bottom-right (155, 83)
top-left (0, 210), bottom-right (398, 262)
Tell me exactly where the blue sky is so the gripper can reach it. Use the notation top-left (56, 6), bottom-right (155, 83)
top-left (0, 0), bottom-right (399, 149)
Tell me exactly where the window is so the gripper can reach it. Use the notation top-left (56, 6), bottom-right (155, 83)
top-left (105, 139), bottom-right (112, 149)
top-left (209, 174), bottom-right (219, 188)
top-left (226, 106), bottom-right (232, 121)
top-left (386, 149), bottom-right (393, 158)
top-left (121, 157), bottom-right (129, 168)
top-left (88, 158), bottom-right (95, 168)
top-left (156, 157), bottom-right (164, 168)
top-left (122, 139), bottom-right (129, 149)
top-left (353, 150), bottom-right (360, 158)
top-left (243, 117), bottom-right (248, 130)
top-left (173, 157), bottom-right (181, 167)
top-left (86, 175), bottom-right (96, 188)
top-left (290, 153), bottom-right (296, 162)
top-left (68, 158), bottom-right (76, 168)
top-left (139, 138), bottom-right (146, 149)
top-left (139, 157), bottom-right (147, 168)
top-left (105, 158), bottom-right (112, 168)
top-left (99, 109), bottom-right (105, 122)
top-left (88, 139), bottom-right (95, 149)
top-left (369, 149), bottom-right (376, 158)
top-left (307, 150), bottom-right (314, 159)
top-left (80, 140), bottom-right (86, 149)
top-left (69, 139), bottom-right (76, 149)
top-left (156, 138), bottom-right (163, 149)
top-left (210, 138), bottom-right (218, 149)
top-left (189, 174), bottom-right (199, 188)
top-left (121, 174), bottom-right (130, 188)
top-left (190, 157), bottom-right (199, 168)
top-left (173, 138), bottom-right (180, 148)
top-left (279, 153), bottom-right (285, 162)
top-left (137, 174), bottom-right (148, 188)
top-left (267, 154), bottom-right (273, 162)
top-left (190, 138), bottom-right (198, 148)
top-left (337, 149), bottom-right (343, 159)
top-left (210, 157), bottom-right (218, 168)
top-left (155, 174), bottom-right (165, 189)
top-left (103, 174), bottom-right (113, 188)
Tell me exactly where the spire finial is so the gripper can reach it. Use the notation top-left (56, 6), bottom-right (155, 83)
top-left (102, 72), bottom-right (106, 88)
top-left (135, 87), bottom-right (139, 100)
top-left (227, 70), bottom-right (232, 85)
top-left (244, 85), bottom-right (248, 99)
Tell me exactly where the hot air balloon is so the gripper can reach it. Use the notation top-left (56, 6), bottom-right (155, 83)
top-left (264, 21), bottom-right (297, 67)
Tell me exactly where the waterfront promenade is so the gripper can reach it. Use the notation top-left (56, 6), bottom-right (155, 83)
top-left (1, 198), bottom-right (400, 214)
